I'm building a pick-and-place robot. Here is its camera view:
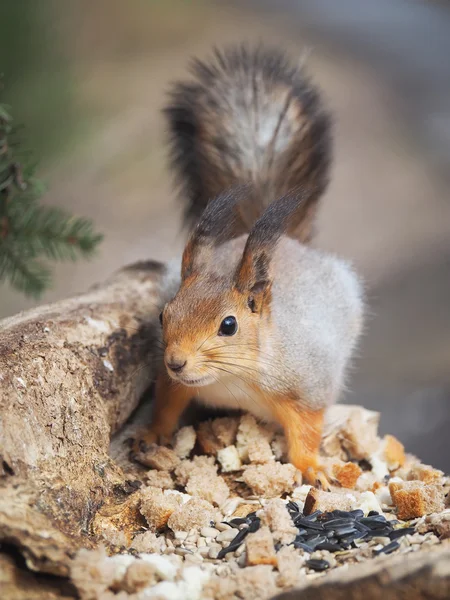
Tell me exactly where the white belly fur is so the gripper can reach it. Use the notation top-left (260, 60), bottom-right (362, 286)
top-left (196, 377), bottom-right (274, 422)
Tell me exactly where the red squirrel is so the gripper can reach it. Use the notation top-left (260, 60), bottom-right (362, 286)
top-left (133, 45), bottom-right (364, 487)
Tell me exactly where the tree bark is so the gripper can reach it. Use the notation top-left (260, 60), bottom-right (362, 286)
top-left (275, 544), bottom-right (450, 600)
top-left (0, 261), bottom-right (170, 576)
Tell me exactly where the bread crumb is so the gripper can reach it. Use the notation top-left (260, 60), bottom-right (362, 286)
top-left (236, 565), bottom-right (277, 600)
top-left (261, 499), bottom-right (297, 544)
top-left (130, 531), bottom-right (165, 554)
top-left (121, 560), bottom-right (157, 593)
top-left (70, 547), bottom-right (134, 600)
top-left (276, 545), bottom-right (304, 588)
top-left (246, 526), bottom-right (277, 566)
top-left (146, 470), bottom-right (175, 489)
top-left (383, 434), bottom-right (406, 470)
top-left (140, 488), bottom-right (181, 531)
top-left (340, 408), bottom-right (381, 460)
top-left (242, 462), bottom-right (296, 498)
top-left (389, 481), bottom-right (445, 519)
top-left (167, 497), bottom-right (217, 532)
top-left (247, 438), bottom-right (274, 464)
top-left (173, 426), bottom-right (196, 459)
top-left (174, 455), bottom-right (217, 486)
top-left (303, 487), bottom-right (356, 515)
top-left (135, 444), bottom-right (180, 471)
top-left (407, 463), bottom-right (444, 485)
top-left (332, 461), bottom-right (362, 489)
top-left (231, 503), bottom-right (259, 518)
top-left (203, 574), bottom-right (238, 600)
top-left (197, 420), bottom-right (223, 455)
top-left (236, 414), bottom-right (273, 462)
top-left (211, 417), bottom-right (240, 447)
top-left (185, 470), bottom-right (230, 506)
top-left (217, 445), bottom-right (242, 472)
top-left (271, 434), bottom-right (287, 462)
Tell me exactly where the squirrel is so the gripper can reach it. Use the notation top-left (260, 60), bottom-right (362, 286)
top-left (133, 45), bottom-right (364, 488)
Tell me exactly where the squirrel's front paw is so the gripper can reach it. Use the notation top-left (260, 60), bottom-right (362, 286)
top-left (304, 466), bottom-right (332, 491)
top-left (130, 428), bottom-right (170, 458)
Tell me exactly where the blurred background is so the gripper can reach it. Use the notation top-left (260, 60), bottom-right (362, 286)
top-left (1, 0), bottom-right (449, 469)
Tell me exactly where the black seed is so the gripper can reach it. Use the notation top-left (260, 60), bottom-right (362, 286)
top-left (303, 510), bottom-right (322, 521)
top-left (294, 542), bottom-right (314, 552)
top-left (274, 542), bottom-right (282, 552)
top-left (248, 519), bottom-right (261, 533)
top-left (323, 518), bottom-right (355, 529)
top-left (216, 527), bottom-right (251, 559)
top-left (228, 518), bottom-right (248, 528)
top-left (389, 527), bottom-right (415, 540)
top-left (329, 510), bottom-right (354, 518)
top-left (295, 528), bottom-right (308, 537)
top-left (334, 526), bottom-right (357, 537)
top-left (348, 509), bottom-right (364, 519)
top-left (295, 518), bottom-right (324, 530)
top-left (306, 559), bottom-right (330, 572)
top-left (287, 501), bottom-right (300, 512)
top-left (354, 521), bottom-right (371, 533)
top-left (246, 511), bottom-right (257, 520)
top-left (340, 531), bottom-right (364, 545)
top-left (365, 527), bottom-right (393, 539)
top-left (326, 529), bottom-right (337, 539)
top-left (305, 535), bottom-right (328, 549)
top-left (375, 541), bottom-right (400, 555)
top-left (368, 510), bottom-right (380, 517)
top-left (316, 541), bottom-right (341, 552)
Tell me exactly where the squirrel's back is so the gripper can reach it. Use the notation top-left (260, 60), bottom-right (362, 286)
top-left (165, 45), bottom-right (332, 243)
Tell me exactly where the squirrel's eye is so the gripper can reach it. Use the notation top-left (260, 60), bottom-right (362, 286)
top-left (159, 311), bottom-right (163, 326)
top-left (219, 316), bottom-right (237, 336)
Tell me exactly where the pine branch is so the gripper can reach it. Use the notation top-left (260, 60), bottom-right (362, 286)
top-left (0, 101), bottom-right (103, 298)
top-left (0, 243), bottom-right (50, 298)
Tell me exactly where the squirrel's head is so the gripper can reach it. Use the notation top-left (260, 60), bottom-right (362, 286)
top-left (161, 273), bottom-right (264, 386)
top-left (160, 187), bottom-right (307, 386)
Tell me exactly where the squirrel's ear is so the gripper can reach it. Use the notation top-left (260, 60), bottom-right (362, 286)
top-left (181, 187), bottom-right (247, 279)
top-left (234, 246), bottom-right (272, 312)
top-left (235, 190), bottom-right (309, 309)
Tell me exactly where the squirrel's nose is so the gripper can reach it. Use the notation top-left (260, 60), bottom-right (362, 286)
top-left (166, 359), bottom-right (187, 373)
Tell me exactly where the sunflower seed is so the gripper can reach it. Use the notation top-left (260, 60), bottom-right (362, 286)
top-left (306, 558), bottom-right (330, 572)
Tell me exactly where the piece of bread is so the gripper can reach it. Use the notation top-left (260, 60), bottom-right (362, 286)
top-left (174, 455), bottom-right (217, 486)
top-left (303, 487), bottom-right (355, 515)
top-left (135, 444), bottom-right (180, 471)
top-left (389, 480), bottom-right (445, 520)
top-left (217, 445), bottom-right (242, 473)
top-left (276, 546), bottom-right (304, 588)
top-left (261, 499), bottom-right (297, 544)
top-left (185, 470), bottom-right (230, 507)
top-left (245, 526), bottom-right (277, 566)
top-left (173, 426), bottom-right (196, 459)
top-left (242, 463), bottom-right (296, 498)
top-left (383, 434), bottom-right (406, 470)
top-left (145, 470), bottom-right (175, 489)
top-left (211, 417), bottom-right (240, 447)
top-left (167, 497), bottom-right (217, 532)
top-left (139, 488), bottom-right (181, 531)
top-left (247, 438), bottom-right (274, 464)
top-left (332, 461), bottom-right (362, 489)
top-left (130, 531), bottom-right (166, 554)
top-left (407, 463), bottom-right (444, 485)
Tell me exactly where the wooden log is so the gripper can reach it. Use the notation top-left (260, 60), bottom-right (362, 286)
top-left (0, 260), bottom-right (176, 575)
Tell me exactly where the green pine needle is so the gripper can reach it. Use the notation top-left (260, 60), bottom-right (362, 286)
top-left (0, 102), bottom-right (103, 298)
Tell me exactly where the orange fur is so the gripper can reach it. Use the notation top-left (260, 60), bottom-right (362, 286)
top-left (132, 373), bottom-right (192, 452)
top-left (269, 400), bottom-right (329, 488)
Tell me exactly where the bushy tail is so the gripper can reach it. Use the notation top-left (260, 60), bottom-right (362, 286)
top-left (164, 44), bottom-right (332, 243)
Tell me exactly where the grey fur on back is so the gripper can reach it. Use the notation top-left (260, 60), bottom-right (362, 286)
top-left (269, 237), bottom-right (364, 409)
